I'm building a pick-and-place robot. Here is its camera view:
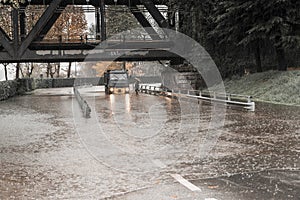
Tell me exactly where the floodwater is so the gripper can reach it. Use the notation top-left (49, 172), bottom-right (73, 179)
top-left (0, 86), bottom-right (299, 199)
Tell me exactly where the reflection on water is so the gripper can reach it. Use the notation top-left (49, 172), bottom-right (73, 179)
top-left (125, 94), bottom-right (131, 113)
top-left (109, 94), bottom-right (115, 112)
top-left (109, 94), bottom-right (131, 113)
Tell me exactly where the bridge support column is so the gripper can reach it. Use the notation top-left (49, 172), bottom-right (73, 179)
top-left (95, 0), bottom-right (106, 41)
top-left (95, 7), bottom-right (101, 40)
top-left (19, 7), bottom-right (26, 41)
top-left (100, 0), bottom-right (106, 41)
top-left (12, 9), bottom-right (19, 58)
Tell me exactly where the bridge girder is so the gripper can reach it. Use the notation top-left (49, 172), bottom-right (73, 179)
top-left (0, 27), bottom-right (14, 56)
top-left (17, 0), bottom-right (168, 6)
top-left (0, 0), bottom-right (178, 63)
top-left (0, 49), bottom-right (181, 63)
top-left (18, 0), bottom-right (64, 58)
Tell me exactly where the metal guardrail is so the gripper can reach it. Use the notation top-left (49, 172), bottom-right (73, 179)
top-left (73, 87), bottom-right (91, 118)
top-left (139, 85), bottom-right (255, 111)
top-left (140, 85), bottom-right (162, 95)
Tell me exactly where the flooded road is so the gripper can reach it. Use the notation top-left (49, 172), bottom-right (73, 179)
top-left (0, 86), bottom-right (299, 199)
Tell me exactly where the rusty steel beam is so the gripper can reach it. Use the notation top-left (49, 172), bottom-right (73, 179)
top-left (35, 6), bottom-right (67, 41)
top-left (95, 7), bottom-right (101, 40)
top-left (0, 49), bottom-right (179, 63)
top-left (18, 0), bottom-right (63, 58)
top-left (139, 0), bottom-right (169, 29)
top-left (12, 9), bottom-right (19, 58)
top-left (130, 5), bottom-right (161, 40)
top-left (19, 8), bottom-right (26, 41)
top-left (17, 0), bottom-right (167, 6)
top-left (29, 40), bottom-right (173, 50)
top-left (0, 27), bottom-right (14, 57)
top-left (100, 0), bottom-right (107, 41)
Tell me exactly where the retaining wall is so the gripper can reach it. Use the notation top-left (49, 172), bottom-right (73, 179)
top-left (35, 77), bottom-right (104, 88)
top-left (0, 76), bottom-right (162, 101)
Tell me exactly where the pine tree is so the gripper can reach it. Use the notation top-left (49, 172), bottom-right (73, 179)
top-left (210, 0), bottom-right (300, 71)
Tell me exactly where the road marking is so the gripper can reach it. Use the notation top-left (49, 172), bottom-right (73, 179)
top-left (171, 174), bottom-right (202, 192)
top-left (152, 159), bottom-right (167, 168)
top-left (205, 198), bottom-right (218, 200)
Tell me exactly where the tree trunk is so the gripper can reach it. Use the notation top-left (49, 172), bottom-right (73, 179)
top-left (276, 47), bottom-right (287, 71)
top-left (47, 63), bottom-right (51, 78)
top-left (67, 62), bottom-right (72, 78)
top-left (16, 63), bottom-right (20, 79)
top-left (28, 62), bottom-right (34, 78)
top-left (49, 63), bottom-right (54, 78)
top-left (56, 63), bottom-right (60, 78)
top-left (254, 41), bottom-right (263, 72)
top-left (20, 66), bottom-right (24, 78)
top-left (4, 64), bottom-right (8, 81)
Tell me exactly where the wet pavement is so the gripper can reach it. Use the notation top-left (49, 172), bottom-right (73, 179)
top-left (0, 86), bottom-right (299, 199)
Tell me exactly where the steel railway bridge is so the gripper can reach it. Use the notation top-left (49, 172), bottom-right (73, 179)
top-left (0, 0), bottom-right (181, 63)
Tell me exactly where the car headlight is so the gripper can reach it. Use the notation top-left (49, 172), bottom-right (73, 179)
top-left (125, 87), bottom-right (129, 92)
top-left (110, 88), bottom-right (114, 92)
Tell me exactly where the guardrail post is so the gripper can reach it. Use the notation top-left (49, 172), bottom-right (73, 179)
top-left (247, 96), bottom-right (251, 103)
top-left (249, 102), bottom-right (255, 112)
top-left (228, 94), bottom-right (231, 101)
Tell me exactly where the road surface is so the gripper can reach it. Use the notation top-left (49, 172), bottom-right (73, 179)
top-left (0, 86), bottom-right (299, 199)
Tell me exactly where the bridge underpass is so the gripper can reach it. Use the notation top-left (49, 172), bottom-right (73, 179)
top-left (1, 1), bottom-right (299, 200)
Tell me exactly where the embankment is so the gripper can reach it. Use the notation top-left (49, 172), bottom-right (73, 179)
top-left (215, 70), bottom-right (300, 105)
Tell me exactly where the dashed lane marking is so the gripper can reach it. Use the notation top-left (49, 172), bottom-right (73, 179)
top-left (152, 160), bottom-right (218, 199)
top-left (171, 174), bottom-right (202, 192)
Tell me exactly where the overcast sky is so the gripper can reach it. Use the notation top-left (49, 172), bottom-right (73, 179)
top-left (0, 68), bottom-right (4, 81)
top-left (86, 13), bottom-right (95, 27)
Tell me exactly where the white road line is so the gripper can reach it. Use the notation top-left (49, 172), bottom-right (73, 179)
top-left (152, 159), bottom-right (167, 168)
top-left (171, 174), bottom-right (202, 192)
top-left (205, 198), bottom-right (218, 200)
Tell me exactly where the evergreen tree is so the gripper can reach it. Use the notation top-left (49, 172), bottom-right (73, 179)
top-left (210, 0), bottom-right (300, 71)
